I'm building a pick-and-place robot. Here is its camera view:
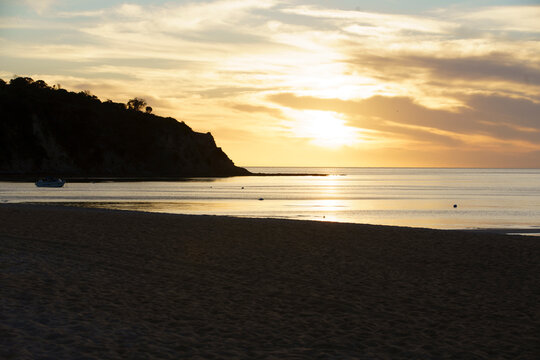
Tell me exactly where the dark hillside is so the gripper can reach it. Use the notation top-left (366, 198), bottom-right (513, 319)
top-left (0, 77), bottom-right (250, 178)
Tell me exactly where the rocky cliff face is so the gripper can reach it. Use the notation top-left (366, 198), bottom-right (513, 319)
top-left (0, 78), bottom-right (250, 178)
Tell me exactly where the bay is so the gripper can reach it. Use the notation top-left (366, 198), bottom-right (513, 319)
top-left (1, 167), bottom-right (539, 233)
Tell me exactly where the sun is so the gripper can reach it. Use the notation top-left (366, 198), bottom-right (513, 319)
top-left (291, 110), bottom-right (360, 148)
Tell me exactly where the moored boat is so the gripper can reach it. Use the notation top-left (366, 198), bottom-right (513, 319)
top-left (35, 177), bottom-right (66, 187)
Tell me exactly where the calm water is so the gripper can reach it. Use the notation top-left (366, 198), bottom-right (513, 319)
top-left (1, 168), bottom-right (539, 232)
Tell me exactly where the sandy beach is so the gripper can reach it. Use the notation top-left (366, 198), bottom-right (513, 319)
top-left (1, 204), bottom-right (538, 359)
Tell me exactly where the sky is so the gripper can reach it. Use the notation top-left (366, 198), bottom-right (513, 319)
top-left (1, 0), bottom-right (539, 167)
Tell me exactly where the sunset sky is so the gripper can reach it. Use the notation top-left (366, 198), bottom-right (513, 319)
top-left (1, 0), bottom-right (539, 167)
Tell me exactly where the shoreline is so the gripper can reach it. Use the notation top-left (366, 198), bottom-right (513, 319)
top-left (1, 203), bottom-right (539, 358)
top-left (5, 201), bottom-right (540, 236)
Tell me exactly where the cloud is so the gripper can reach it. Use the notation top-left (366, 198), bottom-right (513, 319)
top-left (23, 0), bottom-right (58, 14)
top-left (466, 94), bottom-right (540, 131)
top-left (268, 92), bottom-right (540, 148)
top-left (56, 9), bottom-right (105, 18)
top-left (459, 6), bottom-right (540, 33)
top-left (282, 5), bottom-right (457, 35)
top-left (351, 53), bottom-right (540, 88)
top-left (230, 103), bottom-right (283, 117)
top-left (110, 0), bottom-right (278, 31)
top-left (197, 86), bottom-right (270, 99)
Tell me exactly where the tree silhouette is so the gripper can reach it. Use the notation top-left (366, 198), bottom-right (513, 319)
top-left (145, 106), bottom-right (153, 114)
top-left (34, 80), bottom-right (48, 89)
top-left (127, 97), bottom-right (147, 111)
top-left (10, 77), bottom-right (34, 87)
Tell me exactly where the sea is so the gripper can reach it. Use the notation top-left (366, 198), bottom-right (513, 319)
top-left (1, 168), bottom-right (539, 234)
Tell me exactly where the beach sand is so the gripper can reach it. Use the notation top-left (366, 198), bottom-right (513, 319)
top-left (1, 204), bottom-right (538, 359)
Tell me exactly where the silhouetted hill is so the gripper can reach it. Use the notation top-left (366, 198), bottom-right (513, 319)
top-left (0, 77), bottom-right (250, 179)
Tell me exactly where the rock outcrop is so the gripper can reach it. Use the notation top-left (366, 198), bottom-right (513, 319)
top-left (0, 77), bottom-right (250, 178)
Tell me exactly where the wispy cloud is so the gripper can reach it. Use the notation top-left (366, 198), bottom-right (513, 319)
top-left (458, 6), bottom-right (540, 33)
top-left (22, 0), bottom-right (58, 14)
top-left (56, 10), bottom-right (105, 18)
top-left (283, 5), bottom-right (457, 35)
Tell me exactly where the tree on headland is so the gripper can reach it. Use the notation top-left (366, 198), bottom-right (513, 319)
top-left (9, 76), bottom-right (34, 87)
top-left (145, 106), bottom-right (152, 114)
top-left (127, 97), bottom-right (147, 111)
top-left (79, 90), bottom-right (99, 101)
top-left (34, 80), bottom-right (48, 89)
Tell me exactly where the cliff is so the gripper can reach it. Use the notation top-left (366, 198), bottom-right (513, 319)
top-left (0, 77), bottom-right (250, 178)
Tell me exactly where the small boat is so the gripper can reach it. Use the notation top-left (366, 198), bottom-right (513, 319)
top-left (35, 177), bottom-right (66, 187)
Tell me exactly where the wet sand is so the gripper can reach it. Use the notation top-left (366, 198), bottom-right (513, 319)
top-left (1, 204), bottom-right (538, 359)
